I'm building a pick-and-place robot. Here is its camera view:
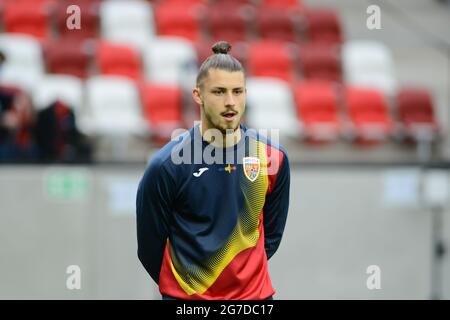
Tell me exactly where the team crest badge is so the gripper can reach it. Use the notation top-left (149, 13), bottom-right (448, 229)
top-left (243, 157), bottom-right (260, 182)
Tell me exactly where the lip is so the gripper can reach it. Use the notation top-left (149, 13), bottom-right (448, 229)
top-left (222, 112), bottom-right (237, 121)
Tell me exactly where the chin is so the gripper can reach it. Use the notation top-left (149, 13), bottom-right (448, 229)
top-left (224, 123), bottom-right (240, 133)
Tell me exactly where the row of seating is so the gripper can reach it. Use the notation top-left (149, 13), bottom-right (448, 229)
top-left (0, 0), bottom-right (341, 45)
top-left (16, 73), bottom-right (439, 146)
top-left (246, 78), bottom-right (439, 144)
top-left (0, 32), bottom-right (397, 97)
top-left (0, 34), bottom-right (198, 92)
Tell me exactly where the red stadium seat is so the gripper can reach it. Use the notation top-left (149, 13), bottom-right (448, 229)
top-left (345, 87), bottom-right (392, 144)
top-left (3, 1), bottom-right (51, 39)
top-left (299, 43), bottom-right (341, 82)
top-left (214, 0), bottom-right (255, 4)
top-left (96, 42), bottom-right (142, 80)
top-left (206, 3), bottom-right (251, 42)
top-left (247, 41), bottom-right (295, 82)
top-left (154, 2), bottom-right (203, 42)
top-left (140, 83), bottom-right (184, 145)
top-left (160, 0), bottom-right (207, 3)
top-left (255, 7), bottom-right (300, 42)
top-left (260, 0), bottom-right (303, 8)
top-left (55, 0), bottom-right (100, 40)
top-left (304, 8), bottom-right (343, 44)
top-left (293, 81), bottom-right (340, 143)
top-left (396, 87), bottom-right (439, 141)
top-left (44, 39), bottom-right (91, 78)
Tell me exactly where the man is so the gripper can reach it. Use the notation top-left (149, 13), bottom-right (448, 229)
top-left (136, 41), bottom-right (290, 300)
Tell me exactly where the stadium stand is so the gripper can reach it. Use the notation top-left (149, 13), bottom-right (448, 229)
top-left (293, 80), bottom-right (340, 143)
top-left (153, 1), bottom-right (204, 42)
top-left (56, 0), bottom-right (100, 41)
top-left (255, 6), bottom-right (300, 42)
top-left (246, 77), bottom-right (300, 138)
top-left (99, 0), bottom-right (154, 49)
top-left (0, 34), bottom-right (45, 92)
top-left (298, 42), bottom-right (341, 82)
top-left (32, 74), bottom-right (83, 112)
top-left (342, 40), bottom-right (397, 96)
top-left (247, 40), bottom-right (297, 82)
top-left (140, 83), bottom-right (184, 145)
top-left (344, 87), bottom-right (393, 144)
top-left (95, 41), bottom-right (142, 80)
top-left (80, 75), bottom-right (148, 137)
top-left (206, 2), bottom-right (251, 43)
top-left (43, 38), bottom-right (92, 79)
top-left (0, 0), bottom-right (446, 162)
top-left (142, 36), bottom-right (198, 88)
top-left (396, 87), bottom-right (440, 143)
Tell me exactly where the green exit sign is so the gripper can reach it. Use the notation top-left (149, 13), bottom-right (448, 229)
top-left (45, 169), bottom-right (90, 201)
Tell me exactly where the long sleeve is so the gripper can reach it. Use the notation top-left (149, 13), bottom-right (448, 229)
top-left (263, 151), bottom-right (290, 260)
top-left (136, 158), bottom-right (176, 284)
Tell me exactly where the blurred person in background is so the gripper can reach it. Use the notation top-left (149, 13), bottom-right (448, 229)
top-left (136, 41), bottom-right (291, 300)
top-left (0, 52), bottom-right (37, 163)
top-left (0, 49), bottom-right (91, 163)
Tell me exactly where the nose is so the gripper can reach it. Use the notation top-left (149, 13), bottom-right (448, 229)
top-left (224, 92), bottom-right (236, 107)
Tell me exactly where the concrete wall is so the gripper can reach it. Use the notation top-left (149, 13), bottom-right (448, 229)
top-left (0, 165), bottom-right (448, 299)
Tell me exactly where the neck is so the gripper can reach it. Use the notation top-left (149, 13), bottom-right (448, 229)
top-left (200, 120), bottom-right (241, 148)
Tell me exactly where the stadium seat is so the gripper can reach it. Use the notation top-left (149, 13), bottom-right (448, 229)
top-left (81, 76), bottom-right (148, 137)
top-left (206, 3), bottom-right (251, 43)
top-left (143, 37), bottom-right (198, 89)
top-left (95, 42), bottom-right (142, 80)
top-left (304, 8), bottom-right (343, 44)
top-left (162, 0), bottom-right (207, 4)
top-left (140, 83), bottom-right (184, 145)
top-left (255, 7), bottom-right (299, 42)
top-left (247, 41), bottom-right (296, 82)
top-left (99, 0), bottom-right (155, 49)
top-left (344, 87), bottom-right (393, 144)
top-left (44, 39), bottom-right (91, 79)
top-left (260, 0), bottom-right (304, 9)
top-left (293, 81), bottom-right (340, 142)
top-left (32, 75), bottom-right (83, 113)
top-left (213, 0), bottom-right (255, 5)
top-left (246, 77), bottom-right (300, 138)
top-left (299, 43), bottom-right (341, 82)
top-left (396, 87), bottom-right (439, 142)
top-left (342, 41), bottom-right (397, 96)
top-left (154, 2), bottom-right (203, 42)
top-left (0, 34), bottom-right (44, 92)
top-left (3, 1), bottom-right (51, 39)
top-left (55, 0), bottom-right (100, 41)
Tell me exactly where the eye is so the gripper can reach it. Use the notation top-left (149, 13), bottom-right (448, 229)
top-left (233, 89), bottom-right (243, 95)
top-left (212, 90), bottom-right (224, 95)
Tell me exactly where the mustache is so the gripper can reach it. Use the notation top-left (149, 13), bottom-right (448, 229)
top-left (220, 110), bottom-right (238, 116)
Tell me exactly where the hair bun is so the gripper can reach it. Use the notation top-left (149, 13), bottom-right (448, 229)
top-left (212, 41), bottom-right (231, 54)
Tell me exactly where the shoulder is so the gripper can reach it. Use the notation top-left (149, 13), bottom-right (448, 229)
top-left (142, 128), bottom-right (193, 183)
top-left (243, 125), bottom-right (289, 161)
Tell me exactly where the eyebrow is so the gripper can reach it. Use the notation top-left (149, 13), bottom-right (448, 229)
top-left (210, 86), bottom-right (244, 90)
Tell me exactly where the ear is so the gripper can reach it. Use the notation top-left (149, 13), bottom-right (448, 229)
top-left (192, 87), bottom-right (203, 106)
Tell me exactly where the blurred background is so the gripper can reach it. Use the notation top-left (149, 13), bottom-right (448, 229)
top-left (0, 0), bottom-right (449, 299)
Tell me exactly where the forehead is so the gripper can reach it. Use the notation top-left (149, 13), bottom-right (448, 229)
top-left (203, 69), bottom-right (245, 88)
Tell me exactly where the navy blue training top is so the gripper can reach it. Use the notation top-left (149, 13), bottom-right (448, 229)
top-left (136, 124), bottom-right (290, 300)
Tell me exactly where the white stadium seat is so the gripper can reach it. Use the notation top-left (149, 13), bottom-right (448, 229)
top-left (342, 40), bottom-right (397, 96)
top-left (100, 0), bottom-right (155, 49)
top-left (81, 76), bottom-right (148, 136)
top-left (143, 36), bottom-right (198, 89)
top-left (246, 77), bottom-right (301, 138)
top-left (0, 34), bottom-right (44, 92)
top-left (32, 75), bottom-right (83, 112)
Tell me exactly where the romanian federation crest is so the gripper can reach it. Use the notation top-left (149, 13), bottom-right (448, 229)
top-left (243, 157), bottom-right (260, 182)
